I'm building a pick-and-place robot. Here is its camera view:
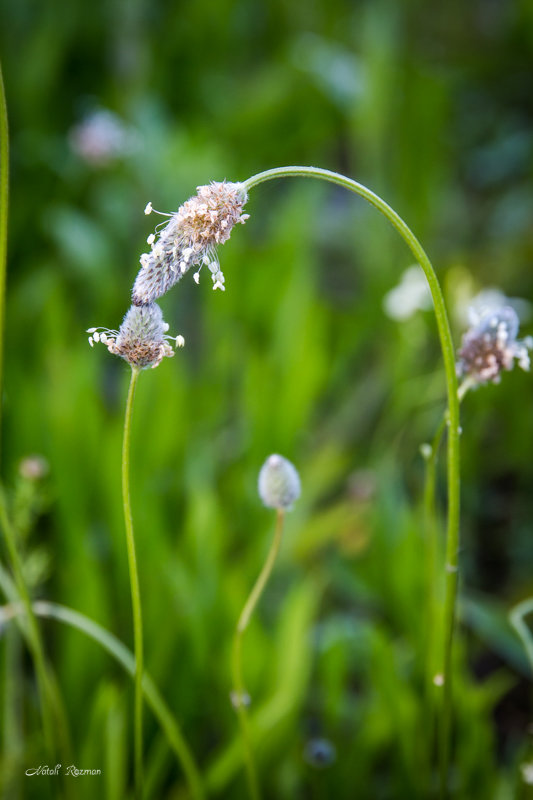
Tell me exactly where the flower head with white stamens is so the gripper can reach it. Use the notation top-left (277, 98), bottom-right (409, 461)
top-left (132, 181), bottom-right (249, 305)
top-left (457, 305), bottom-right (532, 385)
top-left (87, 303), bottom-right (182, 369)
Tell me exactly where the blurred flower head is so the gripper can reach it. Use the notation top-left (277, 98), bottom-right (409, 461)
top-left (456, 286), bottom-right (532, 329)
top-left (258, 454), bottom-right (301, 511)
top-left (383, 266), bottom-right (432, 321)
top-left (457, 304), bottom-right (532, 385)
top-left (68, 109), bottom-right (139, 166)
top-left (18, 455), bottom-right (49, 481)
top-left (132, 181), bottom-right (249, 305)
top-left (87, 303), bottom-right (183, 369)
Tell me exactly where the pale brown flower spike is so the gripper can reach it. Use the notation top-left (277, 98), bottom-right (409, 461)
top-left (88, 303), bottom-right (184, 369)
top-left (132, 181), bottom-right (249, 306)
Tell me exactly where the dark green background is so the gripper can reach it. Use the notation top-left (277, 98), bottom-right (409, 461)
top-left (1, 1), bottom-right (533, 797)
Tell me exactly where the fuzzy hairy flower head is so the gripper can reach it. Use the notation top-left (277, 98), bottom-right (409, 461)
top-left (457, 305), bottom-right (532, 385)
top-left (258, 454), bottom-right (301, 511)
top-left (132, 181), bottom-right (249, 306)
top-left (87, 303), bottom-right (182, 369)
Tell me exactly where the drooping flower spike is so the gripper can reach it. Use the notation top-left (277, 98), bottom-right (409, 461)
top-left (88, 302), bottom-right (184, 369)
top-left (132, 181), bottom-right (249, 306)
top-left (456, 305), bottom-right (532, 386)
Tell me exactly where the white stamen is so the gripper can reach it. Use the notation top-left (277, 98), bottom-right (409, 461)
top-left (193, 272), bottom-right (200, 284)
top-left (144, 202), bottom-right (153, 215)
top-left (86, 327), bottom-right (97, 333)
top-left (147, 233), bottom-right (155, 245)
top-left (93, 332), bottom-right (100, 343)
top-left (176, 335), bottom-right (185, 348)
top-left (88, 337), bottom-right (94, 347)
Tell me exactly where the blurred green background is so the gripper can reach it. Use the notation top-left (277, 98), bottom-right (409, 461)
top-left (1, 0), bottom-right (533, 798)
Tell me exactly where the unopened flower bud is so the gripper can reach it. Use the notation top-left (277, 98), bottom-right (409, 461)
top-left (258, 454), bottom-right (301, 511)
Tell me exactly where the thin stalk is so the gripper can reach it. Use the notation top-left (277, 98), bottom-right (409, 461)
top-left (244, 167), bottom-right (461, 797)
top-left (0, 490), bottom-right (71, 764)
top-left (0, 62), bottom-right (8, 462)
top-left (232, 509), bottom-right (285, 800)
top-left (423, 413), bottom-right (447, 691)
top-left (122, 365), bottom-right (144, 799)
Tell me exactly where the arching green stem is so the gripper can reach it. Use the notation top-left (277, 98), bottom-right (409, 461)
top-left (0, 562), bottom-right (205, 800)
top-left (123, 365), bottom-right (144, 799)
top-left (244, 167), bottom-right (461, 795)
top-left (0, 491), bottom-right (72, 767)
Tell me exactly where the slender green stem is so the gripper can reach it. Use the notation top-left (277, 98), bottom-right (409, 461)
top-left (0, 577), bottom-right (205, 800)
top-left (0, 63), bottom-right (8, 464)
top-left (0, 490), bottom-right (72, 764)
top-left (232, 509), bottom-right (286, 800)
top-left (423, 420), bottom-right (447, 683)
top-left (509, 598), bottom-right (533, 677)
top-left (244, 167), bottom-right (461, 796)
top-left (122, 365), bottom-right (144, 799)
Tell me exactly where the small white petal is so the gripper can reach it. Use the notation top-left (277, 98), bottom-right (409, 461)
top-left (176, 335), bottom-right (185, 348)
top-left (213, 281), bottom-right (226, 292)
top-left (162, 322), bottom-right (169, 332)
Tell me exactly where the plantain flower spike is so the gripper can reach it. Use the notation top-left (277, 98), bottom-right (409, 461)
top-left (457, 305), bottom-right (532, 385)
top-left (132, 181), bottom-right (249, 305)
top-left (258, 454), bottom-right (301, 511)
top-left (87, 303), bottom-right (183, 369)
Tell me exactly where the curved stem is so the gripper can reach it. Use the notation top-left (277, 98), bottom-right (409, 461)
top-left (244, 167), bottom-right (461, 795)
top-left (122, 365), bottom-right (144, 799)
top-left (0, 490), bottom-right (72, 765)
top-left (232, 509), bottom-right (286, 800)
top-left (0, 62), bottom-right (8, 464)
top-left (0, 573), bottom-right (205, 800)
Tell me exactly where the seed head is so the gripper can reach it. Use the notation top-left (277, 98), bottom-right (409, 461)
top-left (87, 303), bottom-right (181, 369)
top-left (132, 181), bottom-right (249, 305)
top-left (457, 305), bottom-right (531, 385)
top-left (258, 454), bottom-right (301, 511)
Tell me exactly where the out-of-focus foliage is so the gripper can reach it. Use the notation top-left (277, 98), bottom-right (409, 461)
top-left (0, 0), bottom-right (533, 797)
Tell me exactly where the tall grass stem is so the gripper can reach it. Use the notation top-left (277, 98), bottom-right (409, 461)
top-left (122, 365), bottom-right (144, 799)
top-left (244, 167), bottom-right (461, 797)
top-left (0, 62), bottom-right (9, 463)
top-left (232, 509), bottom-right (286, 800)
